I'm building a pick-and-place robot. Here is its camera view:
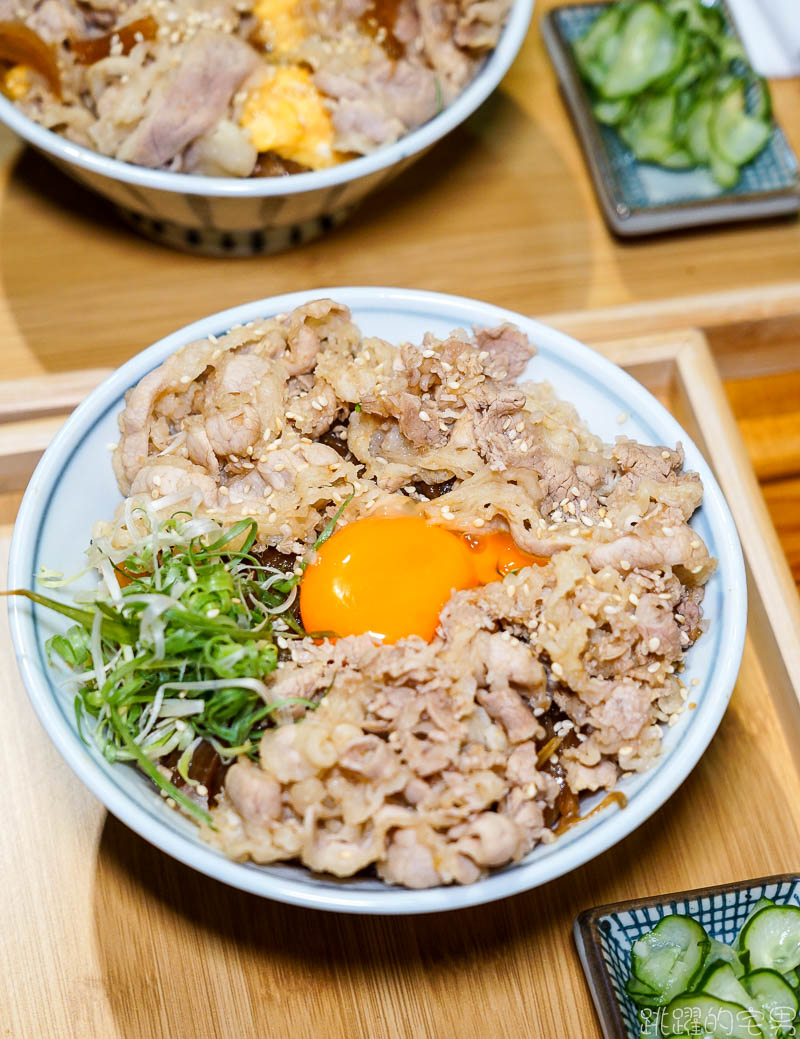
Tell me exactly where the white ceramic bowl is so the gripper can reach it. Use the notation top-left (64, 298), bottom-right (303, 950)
top-left (0, 2), bottom-right (533, 255)
top-left (7, 287), bottom-right (747, 914)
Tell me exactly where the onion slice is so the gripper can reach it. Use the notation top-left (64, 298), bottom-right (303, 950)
top-left (0, 21), bottom-right (61, 98)
top-left (70, 15), bottom-right (157, 65)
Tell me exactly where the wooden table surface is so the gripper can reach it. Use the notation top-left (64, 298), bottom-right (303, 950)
top-left (1, 2), bottom-right (800, 1036)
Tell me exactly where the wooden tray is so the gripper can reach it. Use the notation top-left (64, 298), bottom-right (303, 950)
top-left (2, 328), bottom-right (799, 1039)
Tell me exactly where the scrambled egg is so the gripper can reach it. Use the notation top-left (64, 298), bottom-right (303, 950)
top-left (253, 0), bottom-right (306, 56)
top-left (1, 65), bottom-right (30, 101)
top-left (240, 66), bottom-right (337, 170)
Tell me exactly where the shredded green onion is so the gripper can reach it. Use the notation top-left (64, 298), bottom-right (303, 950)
top-left (4, 502), bottom-right (352, 826)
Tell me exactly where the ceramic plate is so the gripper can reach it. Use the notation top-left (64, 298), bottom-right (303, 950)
top-left (543, 2), bottom-right (800, 236)
top-left (6, 287), bottom-right (747, 913)
top-left (575, 874), bottom-right (800, 1038)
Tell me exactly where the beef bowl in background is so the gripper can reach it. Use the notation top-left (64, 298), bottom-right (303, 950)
top-left (0, 0), bottom-right (534, 256)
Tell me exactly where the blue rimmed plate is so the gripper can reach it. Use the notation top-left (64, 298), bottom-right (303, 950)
top-left (543, 2), bottom-right (800, 235)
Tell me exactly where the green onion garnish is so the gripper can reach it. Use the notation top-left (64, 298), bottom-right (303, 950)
top-left (4, 498), bottom-right (352, 824)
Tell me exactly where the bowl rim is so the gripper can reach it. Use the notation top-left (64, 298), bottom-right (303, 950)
top-left (6, 286), bottom-right (747, 914)
top-left (0, 0), bottom-right (534, 197)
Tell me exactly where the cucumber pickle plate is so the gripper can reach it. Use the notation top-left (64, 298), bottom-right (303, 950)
top-left (543, 1), bottom-right (800, 235)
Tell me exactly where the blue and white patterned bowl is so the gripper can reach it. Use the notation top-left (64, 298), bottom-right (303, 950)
top-left (0, 0), bottom-right (533, 255)
top-left (575, 874), bottom-right (800, 1039)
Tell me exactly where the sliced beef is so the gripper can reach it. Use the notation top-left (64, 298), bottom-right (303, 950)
top-left (117, 31), bottom-right (258, 168)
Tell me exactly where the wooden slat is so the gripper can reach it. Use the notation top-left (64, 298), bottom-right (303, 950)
top-left (723, 370), bottom-right (800, 481)
top-left (762, 476), bottom-right (800, 588)
top-left (0, 416), bottom-right (70, 493)
top-left (0, 367), bottom-right (111, 423)
top-left (542, 281), bottom-right (800, 375)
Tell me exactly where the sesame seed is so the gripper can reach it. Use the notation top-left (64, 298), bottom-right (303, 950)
top-left (418, 410), bottom-right (431, 422)
top-left (581, 515), bottom-right (594, 527)
top-left (620, 559), bottom-right (631, 570)
top-left (648, 637), bottom-right (661, 652)
top-left (629, 593), bottom-right (639, 605)
top-left (196, 785), bottom-right (208, 797)
top-left (551, 661), bottom-right (564, 677)
top-left (661, 450), bottom-right (671, 460)
top-left (647, 662), bottom-right (660, 673)
top-left (691, 677), bottom-right (700, 686)
top-left (616, 412), bottom-right (629, 424)
top-left (662, 526), bottom-right (674, 536)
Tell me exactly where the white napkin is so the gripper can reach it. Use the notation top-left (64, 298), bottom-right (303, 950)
top-left (725, 0), bottom-right (800, 78)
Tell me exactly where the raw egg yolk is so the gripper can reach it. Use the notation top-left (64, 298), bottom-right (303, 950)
top-left (462, 531), bottom-right (542, 584)
top-left (299, 517), bottom-right (545, 644)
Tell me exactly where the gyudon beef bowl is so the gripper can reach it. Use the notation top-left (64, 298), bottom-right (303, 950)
top-left (0, 0), bottom-right (533, 253)
top-left (7, 288), bottom-right (746, 913)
